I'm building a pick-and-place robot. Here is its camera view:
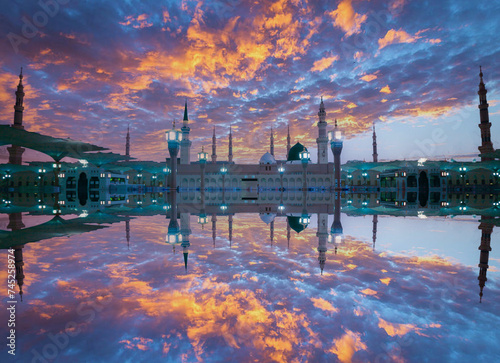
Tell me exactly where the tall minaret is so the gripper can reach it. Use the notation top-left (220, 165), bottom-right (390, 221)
top-left (286, 125), bottom-right (291, 159)
top-left (125, 125), bottom-right (130, 157)
top-left (317, 213), bottom-right (328, 274)
top-left (125, 219), bottom-right (130, 249)
top-left (372, 122), bottom-right (378, 163)
top-left (286, 217), bottom-right (291, 249)
top-left (228, 126), bottom-right (233, 163)
top-left (270, 127), bottom-right (274, 157)
top-left (316, 97), bottom-right (328, 164)
top-left (270, 220), bottom-right (275, 246)
top-left (211, 127), bottom-right (217, 163)
top-left (372, 215), bottom-right (378, 251)
top-left (180, 100), bottom-right (192, 164)
top-left (8, 213), bottom-right (25, 301)
top-left (181, 212), bottom-right (191, 272)
top-left (478, 67), bottom-right (494, 161)
top-left (477, 217), bottom-right (493, 303)
top-left (8, 68), bottom-right (25, 165)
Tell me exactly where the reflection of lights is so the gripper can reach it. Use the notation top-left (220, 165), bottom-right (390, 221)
top-left (52, 209), bottom-right (61, 214)
top-left (347, 199), bottom-right (353, 204)
top-left (38, 168), bottom-right (46, 173)
top-left (418, 158), bottom-right (427, 166)
top-left (137, 173), bottom-right (143, 177)
top-left (198, 214), bottom-right (208, 225)
top-left (347, 174), bottom-right (353, 179)
top-left (278, 166), bottom-right (285, 174)
top-left (165, 233), bottom-right (181, 244)
top-left (441, 201), bottom-right (450, 207)
top-left (418, 211), bottom-right (427, 219)
top-left (441, 171), bottom-right (450, 177)
top-left (220, 204), bottom-right (228, 211)
top-left (362, 172), bottom-right (368, 177)
top-left (152, 199), bottom-right (157, 204)
top-left (278, 204), bottom-right (285, 211)
top-left (362, 201), bottom-right (368, 206)
top-left (220, 166), bottom-right (228, 174)
top-left (299, 214), bottom-right (310, 225)
top-left (79, 210), bottom-right (89, 218)
top-left (163, 205), bottom-right (171, 211)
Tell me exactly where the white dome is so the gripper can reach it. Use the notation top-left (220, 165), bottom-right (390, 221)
top-left (259, 152), bottom-right (276, 164)
top-left (259, 213), bottom-right (276, 224)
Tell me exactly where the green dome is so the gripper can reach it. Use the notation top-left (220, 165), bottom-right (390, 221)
top-left (287, 216), bottom-right (307, 234)
top-left (287, 142), bottom-right (308, 161)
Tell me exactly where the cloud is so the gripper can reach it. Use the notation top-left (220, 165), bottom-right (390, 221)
top-left (328, 329), bottom-right (368, 363)
top-left (380, 85), bottom-right (392, 94)
top-left (378, 28), bottom-right (417, 49)
top-left (327, 0), bottom-right (367, 37)
top-left (310, 56), bottom-right (339, 72)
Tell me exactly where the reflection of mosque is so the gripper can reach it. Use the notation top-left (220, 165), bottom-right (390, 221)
top-left (1, 191), bottom-right (497, 303)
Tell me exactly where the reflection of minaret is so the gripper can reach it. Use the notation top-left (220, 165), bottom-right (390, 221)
top-left (180, 212), bottom-right (191, 272)
top-left (478, 217), bottom-right (493, 302)
top-left (317, 213), bottom-right (328, 274)
top-left (270, 220), bottom-right (274, 246)
top-left (8, 68), bottom-right (25, 165)
top-left (372, 215), bottom-right (378, 251)
top-left (228, 215), bottom-right (233, 248)
top-left (372, 122), bottom-right (378, 162)
top-left (286, 125), bottom-right (291, 159)
top-left (228, 126), bottom-right (233, 163)
top-left (270, 127), bottom-right (274, 157)
top-left (8, 213), bottom-right (25, 300)
top-left (478, 67), bottom-right (494, 161)
top-left (211, 127), bottom-right (217, 163)
top-left (212, 214), bottom-right (217, 247)
top-left (125, 220), bottom-right (130, 249)
top-left (286, 217), bottom-right (291, 249)
top-left (125, 125), bottom-right (130, 157)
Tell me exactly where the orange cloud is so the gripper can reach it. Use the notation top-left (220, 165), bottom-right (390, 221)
top-left (378, 317), bottom-right (417, 337)
top-left (327, 0), bottom-right (367, 37)
top-left (328, 329), bottom-right (368, 363)
top-left (310, 297), bottom-right (339, 313)
top-left (380, 85), bottom-right (392, 94)
top-left (378, 28), bottom-right (417, 49)
top-left (361, 74), bottom-right (377, 82)
top-left (360, 288), bottom-right (378, 296)
top-left (310, 56), bottom-right (339, 72)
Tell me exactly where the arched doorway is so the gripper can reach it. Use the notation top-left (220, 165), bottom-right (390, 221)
top-left (78, 172), bottom-right (88, 206)
top-left (418, 171), bottom-right (429, 207)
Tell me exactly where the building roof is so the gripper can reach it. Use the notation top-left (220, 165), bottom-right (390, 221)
top-left (259, 152), bottom-right (277, 164)
top-left (287, 216), bottom-right (306, 233)
top-left (287, 142), bottom-right (307, 161)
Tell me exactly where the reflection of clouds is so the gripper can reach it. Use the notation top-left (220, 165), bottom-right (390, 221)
top-left (1, 214), bottom-right (499, 361)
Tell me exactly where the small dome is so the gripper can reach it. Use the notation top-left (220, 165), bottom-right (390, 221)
top-left (259, 213), bottom-right (276, 224)
top-left (287, 142), bottom-right (308, 161)
top-left (287, 216), bottom-right (307, 233)
top-left (259, 152), bottom-right (276, 164)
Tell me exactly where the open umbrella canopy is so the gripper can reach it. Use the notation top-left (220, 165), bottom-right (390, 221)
top-left (0, 124), bottom-right (107, 161)
top-left (78, 152), bottom-right (132, 168)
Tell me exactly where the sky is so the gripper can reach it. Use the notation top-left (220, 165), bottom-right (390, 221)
top-left (1, 0), bottom-right (500, 163)
top-left (0, 212), bottom-right (499, 362)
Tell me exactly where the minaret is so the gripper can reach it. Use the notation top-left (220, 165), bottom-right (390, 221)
top-left (372, 215), bottom-right (378, 251)
top-left (478, 67), bottom-right (494, 161)
top-left (211, 127), bottom-right (217, 163)
top-left (286, 125), bottom-right (291, 159)
top-left (228, 126), bottom-right (233, 163)
top-left (270, 127), bottom-right (274, 157)
top-left (8, 213), bottom-right (25, 301)
top-left (212, 214), bottom-right (217, 247)
top-left (316, 97), bottom-right (328, 164)
top-left (317, 213), bottom-right (328, 275)
top-left (228, 215), bottom-right (233, 248)
top-left (180, 100), bottom-right (192, 164)
top-left (125, 125), bottom-right (130, 157)
top-left (8, 68), bottom-right (25, 165)
top-left (478, 217), bottom-right (493, 302)
top-left (372, 122), bottom-right (378, 162)
top-left (180, 212), bottom-right (191, 271)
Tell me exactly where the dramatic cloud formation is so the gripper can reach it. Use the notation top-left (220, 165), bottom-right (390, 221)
top-left (0, 0), bottom-right (499, 163)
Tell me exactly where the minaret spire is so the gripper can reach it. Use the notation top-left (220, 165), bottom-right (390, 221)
top-left (478, 67), bottom-right (494, 161)
top-left (270, 127), bottom-right (274, 157)
top-left (228, 215), bottom-right (233, 248)
top-left (372, 215), bottom-right (378, 251)
top-left (212, 127), bottom-right (217, 163)
top-left (317, 96), bottom-right (328, 164)
top-left (9, 67), bottom-right (26, 164)
top-left (212, 214), bottom-right (217, 247)
top-left (286, 124), bottom-right (291, 159)
top-left (125, 219), bottom-right (130, 249)
top-left (228, 126), bottom-right (233, 163)
top-left (125, 124), bottom-right (130, 157)
top-left (180, 100), bottom-right (192, 164)
top-left (286, 217), bottom-right (291, 249)
top-left (270, 220), bottom-right (274, 246)
top-left (477, 217), bottom-right (493, 303)
top-left (372, 122), bottom-right (378, 163)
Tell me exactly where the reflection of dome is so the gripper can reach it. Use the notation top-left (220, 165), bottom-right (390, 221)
top-left (259, 213), bottom-right (276, 224)
top-left (259, 152), bottom-right (276, 164)
top-left (287, 216), bottom-right (307, 233)
top-left (287, 142), bottom-right (307, 161)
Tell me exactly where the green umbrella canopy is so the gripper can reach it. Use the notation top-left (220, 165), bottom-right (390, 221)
top-left (78, 152), bottom-right (131, 168)
top-left (0, 125), bottom-right (107, 161)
